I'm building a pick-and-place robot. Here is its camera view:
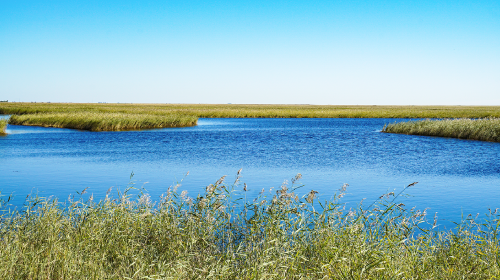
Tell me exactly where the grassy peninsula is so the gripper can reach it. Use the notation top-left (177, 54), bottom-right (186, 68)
top-left (0, 119), bottom-right (7, 135)
top-left (8, 112), bottom-right (198, 131)
top-left (382, 118), bottom-right (500, 142)
top-left (0, 176), bottom-right (499, 279)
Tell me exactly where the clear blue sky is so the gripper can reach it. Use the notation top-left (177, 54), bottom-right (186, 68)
top-left (1, 0), bottom-right (499, 105)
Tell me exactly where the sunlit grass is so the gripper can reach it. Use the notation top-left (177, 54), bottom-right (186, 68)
top-left (2, 103), bottom-right (500, 131)
top-left (0, 174), bottom-right (499, 279)
top-left (1, 102), bottom-right (500, 118)
top-left (8, 112), bottom-right (198, 131)
top-left (382, 118), bottom-right (500, 142)
top-left (0, 119), bottom-right (7, 135)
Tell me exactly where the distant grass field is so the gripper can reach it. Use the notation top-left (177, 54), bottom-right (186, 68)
top-left (8, 112), bottom-right (197, 131)
top-left (2, 102), bottom-right (500, 118)
top-left (0, 119), bottom-right (7, 135)
top-left (2, 103), bottom-right (500, 132)
top-left (0, 175), bottom-right (499, 279)
top-left (382, 118), bottom-right (500, 142)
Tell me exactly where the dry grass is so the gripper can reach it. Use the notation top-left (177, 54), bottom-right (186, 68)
top-left (0, 119), bottom-right (6, 135)
top-left (8, 112), bottom-right (198, 131)
top-left (0, 174), bottom-right (499, 279)
top-left (3, 103), bottom-right (500, 132)
top-left (2, 103), bottom-right (500, 118)
top-left (382, 118), bottom-right (500, 142)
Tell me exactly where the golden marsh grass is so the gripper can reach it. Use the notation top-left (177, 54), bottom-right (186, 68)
top-left (0, 119), bottom-right (7, 135)
top-left (3, 103), bottom-right (500, 132)
top-left (8, 112), bottom-right (198, 131)
top-left (382, 118), bottom-right (500, 142)
top-left (2, 103), bottom-right (500, 118)
top-left (0, 174), bottom-right (499, 279)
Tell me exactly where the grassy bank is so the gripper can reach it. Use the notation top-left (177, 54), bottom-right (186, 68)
top-left (382, 118), bottom-right (500, 142)
top-left (2, 102), bottom-right (500, 118)
top-left (0, 119), bottom-right (7, 135)
top-left (0, 175), bottom-right (499, 279)
top-left (8, 112), bottom-right (198, 131)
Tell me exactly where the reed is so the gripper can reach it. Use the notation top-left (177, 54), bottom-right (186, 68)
top-left (382, 118), bottom-right (500, 142)
top-left (0, 174), bottom-right (499, 279)
top-left (8, 112), bottom-right (198, 131)
top-left (0, 119), bottom-right (7, 135)
top-left (2, 103), bottom-right (500, 119)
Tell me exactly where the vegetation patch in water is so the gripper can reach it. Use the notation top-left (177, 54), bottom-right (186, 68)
top-left (0, 174), bottom-right (499, 279)
top-left (8, 112), bottom-right (198, 131)
top-left (382, 118), bottom-right (500, 142)
top-left (0, 119), bottom-right (7, 135)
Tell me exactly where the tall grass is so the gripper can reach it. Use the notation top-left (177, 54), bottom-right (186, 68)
top-left (8, 112), bottom-right (198, 131)
top-left (2, 102), bottom-right (500, 118)
top-left (0, 174), bottom-right (499, 279)
top-left (382, 118), bottom-right (500, 142)
top-left (0, 119), bottom-right (6, 135)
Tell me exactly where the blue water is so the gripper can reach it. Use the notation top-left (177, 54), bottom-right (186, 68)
top-left (1, 117), bottom-right (500, 228)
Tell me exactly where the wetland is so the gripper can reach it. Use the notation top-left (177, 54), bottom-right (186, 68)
top-left (1, 105), bottom-right (500, 278)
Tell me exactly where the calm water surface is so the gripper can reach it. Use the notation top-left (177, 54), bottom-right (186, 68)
top-left (1, 118), bottom-right (500, 227)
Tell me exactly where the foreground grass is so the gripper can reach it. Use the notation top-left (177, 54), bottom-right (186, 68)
top-left (0, 119), bottom-right (6, 135)
top-left (1, 175), bottom-right (499, 279)
top-left (2, 102), bottom-right (500, 118)
top-left (382, 118), bottom-right (500, 142)
top-left (8, 112), bottom-right (198, 131)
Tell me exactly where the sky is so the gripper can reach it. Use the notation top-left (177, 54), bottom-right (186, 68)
top-left (1, 0), bottom-right (499, 105)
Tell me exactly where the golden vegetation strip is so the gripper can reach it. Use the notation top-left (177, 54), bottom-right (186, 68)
top-left (382, 118), bottom-right (500, 142)
top-left (0, 119), bottom-right (7, 135)
top-left (0, 175), bottom-right (499, 279)
top-left (8, 112), bottom-right (198, 131)
top-left (3, 102), bottom-right (500, 132)
top-left (2, 102), bottom-right (500, 118)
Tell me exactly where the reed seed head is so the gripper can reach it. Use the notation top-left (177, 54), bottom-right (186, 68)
top-left (306, 190), bottom-right (319, 203)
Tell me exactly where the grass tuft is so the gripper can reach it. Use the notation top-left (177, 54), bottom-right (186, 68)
top-left (0, 119), bottom-right (7, 135)
top-left (382, 118), bottom-right (500, 142)
top-left (8, 112), bottom-right (198, 131)
top-left (0, 175), bottom-right (499, 279)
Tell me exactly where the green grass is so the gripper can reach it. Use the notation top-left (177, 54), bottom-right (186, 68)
top-left (2, 102), bottom-right (500, 118)
top-left (0, 119), bottom-right (6, 135)
top-left (382, 118), bottom-right (500, 142)
top-left (1, 174), bottom-right (499, 279)
top-left (8, 112), bottom-right (198, 131)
